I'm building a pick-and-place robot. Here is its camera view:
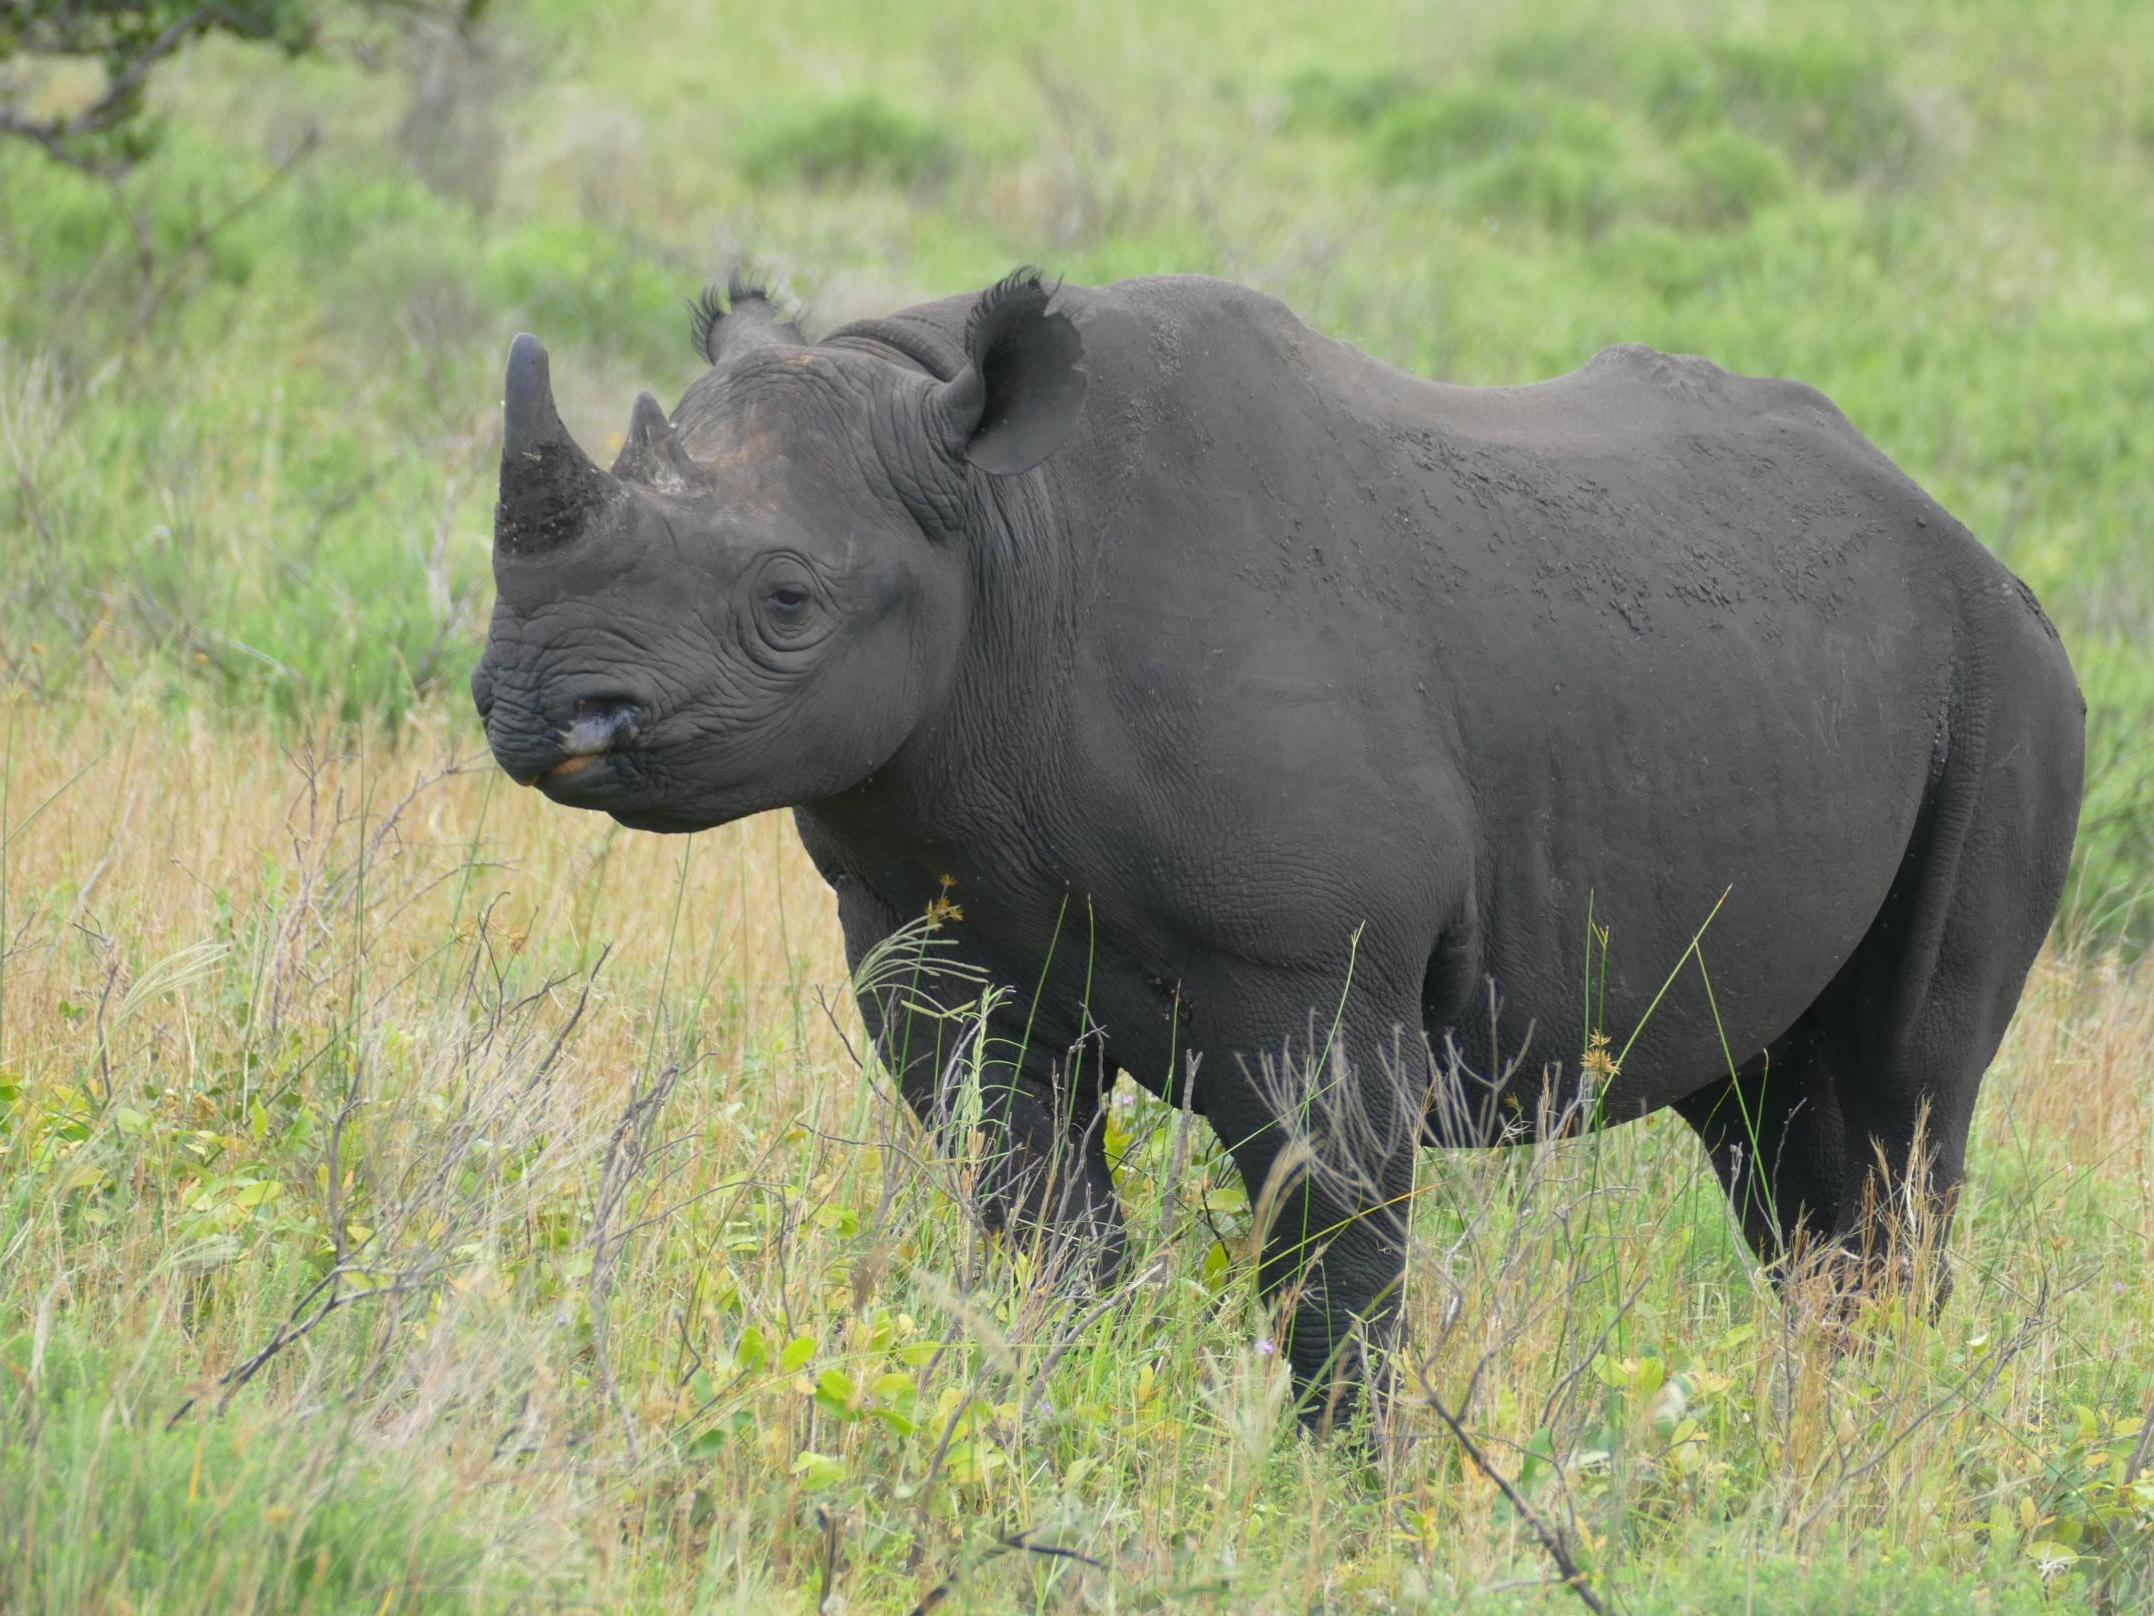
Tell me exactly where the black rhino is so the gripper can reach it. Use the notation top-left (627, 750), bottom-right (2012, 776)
top-left (473, 270), bottom-right (2084, 1423)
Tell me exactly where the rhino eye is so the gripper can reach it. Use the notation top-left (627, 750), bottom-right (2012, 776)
top-left (748, 560), bottom-right (831, 655)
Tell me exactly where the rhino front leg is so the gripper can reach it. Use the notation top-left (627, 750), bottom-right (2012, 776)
top-left (792, 827), bottom-right (1128, 1284)
top-left (863, 978), bottom-right (1125, 1284)
top-left (959, 1049), bottom-right (1126, 1281)
top-left (1197, 977), bottom-right (1426, 1432)
top-left (817, 862), bottom-right (1126, 1282)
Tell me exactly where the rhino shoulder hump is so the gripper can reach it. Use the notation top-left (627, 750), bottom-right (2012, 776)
top-left (1584, 342), bottom-right (1731, 396)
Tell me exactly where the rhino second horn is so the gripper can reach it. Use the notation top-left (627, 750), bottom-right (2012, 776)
top-left (612, 392), bottom-right (697, 490)
top-left (497, 333), bottom-right (617, 556)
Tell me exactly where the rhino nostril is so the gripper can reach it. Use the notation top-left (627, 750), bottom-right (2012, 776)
top-left (563, 697), bottom-right (642, 756)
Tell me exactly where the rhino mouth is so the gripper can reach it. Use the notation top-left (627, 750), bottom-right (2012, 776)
top-left (539, 751), bottom-right (616, 787)
top-left (526, 697), bottom-right (645, 798)
top-left (534, 746), bottom-right (638, 808)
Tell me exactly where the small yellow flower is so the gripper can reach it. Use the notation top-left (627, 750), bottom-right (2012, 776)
top-left (925, 875), bottom-right (963, 924)
top-left (1581, 1030), bottom-right (1621, 1085)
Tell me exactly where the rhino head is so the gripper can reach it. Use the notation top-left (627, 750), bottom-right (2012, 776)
top-left (471, 272), bottom-right (1085, 832)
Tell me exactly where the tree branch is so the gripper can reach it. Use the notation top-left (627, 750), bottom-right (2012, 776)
top-left (0, 7), bottom-right (217, 171)
top-left (1406, 1356), bottom-right (1615, 1616)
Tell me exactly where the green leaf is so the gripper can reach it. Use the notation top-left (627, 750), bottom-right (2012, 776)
top-left (814, 1368), bottom-right (858, 1414)
top-left (1202, 1241), bottom-right (1232, 1287)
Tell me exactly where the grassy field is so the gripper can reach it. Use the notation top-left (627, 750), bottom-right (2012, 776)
top-left (2, 0), bottom-right (2151, 1609)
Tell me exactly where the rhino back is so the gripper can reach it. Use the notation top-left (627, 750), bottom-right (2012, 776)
top-left (1012, 276), bottom-right (2018, 1103)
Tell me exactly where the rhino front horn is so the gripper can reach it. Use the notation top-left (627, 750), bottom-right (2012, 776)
top-left (496, 333), bottom-right (617, 556)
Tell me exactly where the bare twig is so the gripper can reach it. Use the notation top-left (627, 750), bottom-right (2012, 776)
top-left (905, 1528), bottom-right (1103, 1616)
top-left (2120, 1390), bottom-right (2154, 1488)
top-left (0, 7), bottom-right (214, 173)
top-left (587, 1060), bottom-right (683, 1451)
top-left (165, 1263), bottom-right (425, 1429)
top-left (2091, 1389), bottom-right (2154, 1611)
top-left (815, 1505), bottom-right (844, 1612)
top-left (531, 944), bottom-right (609, 1091)
top-left (1793, 1274), bottom-right (2055, 1538)
top-left (1407, 1360), bottom-right (1614, 1616)
top-left (120, 131), bottom-right (321, 341)
top-left (1017, 1260), bottom-right (1166, 1427)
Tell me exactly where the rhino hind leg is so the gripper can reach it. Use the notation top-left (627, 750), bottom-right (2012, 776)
top-left (1716, 621), bottom-right (2080, 1303)
top-left (1673, 1024), bottom-right (1850, 1269)
top-left (1680, 612), bottom-right (2080, 1304)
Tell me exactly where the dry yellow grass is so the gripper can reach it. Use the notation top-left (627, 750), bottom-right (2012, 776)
top-left (3, 687), bottom-right (2150, 1613)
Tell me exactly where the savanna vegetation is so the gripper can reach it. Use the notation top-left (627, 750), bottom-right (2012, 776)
top-left (1, 0), bottom-right (2149, 1610)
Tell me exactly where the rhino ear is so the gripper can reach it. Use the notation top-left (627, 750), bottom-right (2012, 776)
top-left (935, 268), bottom-right (1086, 477)
top-left (692, 271), bottom-right (804, 364)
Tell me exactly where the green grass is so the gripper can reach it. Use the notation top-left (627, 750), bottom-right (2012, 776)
top-left (1, 0), bottom-right (2152, 1608)
top-left (2, 1335), bottom-right (513, 1613)
top-left (2, 707), bottom-right (2150, 1613)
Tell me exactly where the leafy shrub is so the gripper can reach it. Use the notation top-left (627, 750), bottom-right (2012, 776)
top-left (1673, 126), bottom-right (1795, 225)
top-left (1645, 37), bottom-right (1914, 182)
top-left (478, 216), bottom-right (682, 366)
top-left (0, 1), bottom-right (317, 171)
top-left (1455, 144), bottom-right (1634, 236)
top-left (1588, 222), bottom-right (1720, 301)
top-left (1369, 89), bottom-right (1628, 235)
top-left (736, 92), bottom-right (956, 189)
top-left (1366, 85), bottom-right (1551, 178)
top-left (1482, 28), bottom-right (1915, 188)
top-left (1, 1), bottom-right (483, 180)
top-left (1624, 1534), bottom-right (2060, 1615)
top-left (1279, 66), bottom-right (1420, 132)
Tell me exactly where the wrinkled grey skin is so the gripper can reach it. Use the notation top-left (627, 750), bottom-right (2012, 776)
top-left (474, 271), bottom-right (2085, 1427)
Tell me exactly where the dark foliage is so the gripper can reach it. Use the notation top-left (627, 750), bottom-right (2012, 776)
top-left (0, 0), bottom-right (483, 171)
